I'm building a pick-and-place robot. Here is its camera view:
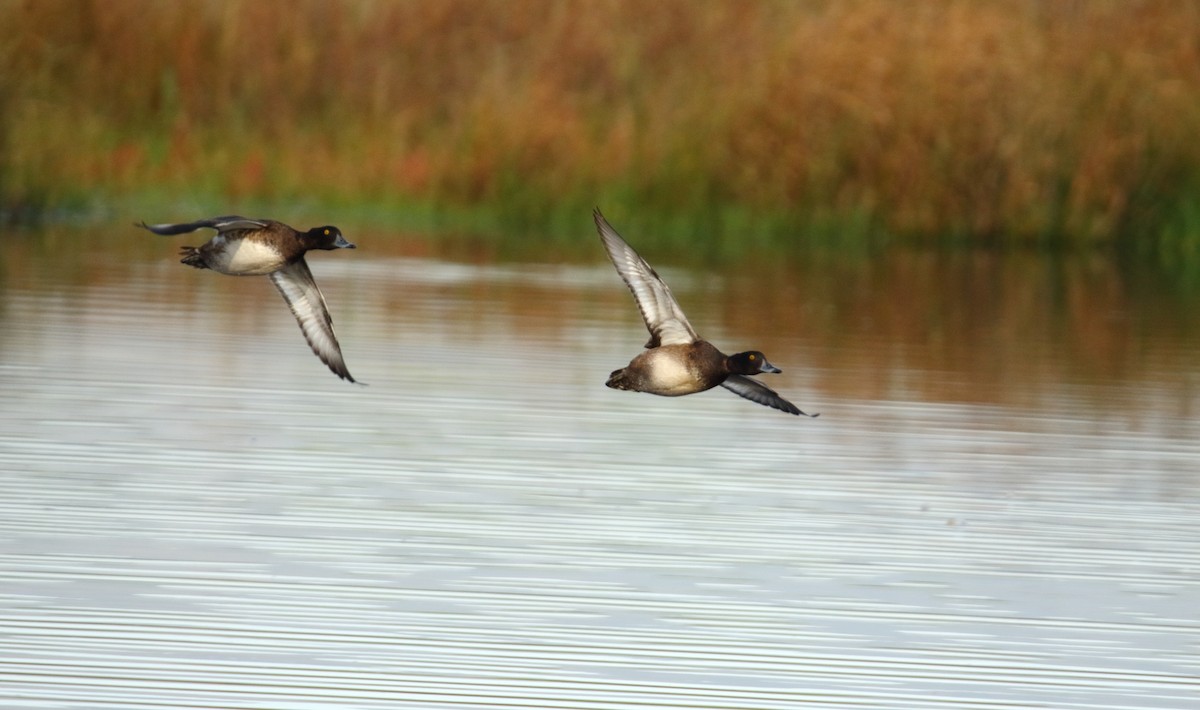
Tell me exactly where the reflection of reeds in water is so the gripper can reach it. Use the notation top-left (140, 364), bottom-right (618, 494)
top-left (4, 0), bottom-right (1200, 246)
top-left (3, 225), bottom-right (1196, 414)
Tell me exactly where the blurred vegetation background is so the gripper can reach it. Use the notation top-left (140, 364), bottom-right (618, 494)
top-left (3, 0), bottom-right (1200, 253)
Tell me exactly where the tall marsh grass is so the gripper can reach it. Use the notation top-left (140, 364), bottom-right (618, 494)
top-left (4, 0), bottom-right (1200, 247)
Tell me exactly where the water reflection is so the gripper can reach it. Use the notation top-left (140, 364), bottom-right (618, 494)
top-left (5, 224), bottom-right (1196, 412)
top-left (0, 222), bottom-right (1197, 709)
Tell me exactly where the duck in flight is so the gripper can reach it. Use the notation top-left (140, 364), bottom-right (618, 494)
top-left (136, 216), bottom-right (359, 383)
top-left (594, 209), bottom-right (816, 417)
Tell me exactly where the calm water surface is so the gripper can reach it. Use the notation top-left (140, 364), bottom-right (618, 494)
top-left (0, 223), bottom-right (1197, 709)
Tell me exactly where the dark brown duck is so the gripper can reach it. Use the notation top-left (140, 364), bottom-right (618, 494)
top-left (595, 209), bottom-right (816, 416)
top-left (136, 216), bottom-right (359, 383)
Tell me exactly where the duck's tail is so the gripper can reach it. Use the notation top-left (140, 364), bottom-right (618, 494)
top-left (605, 368), bottom-right (634, 391)
top-left (179, 246), bottom-right (207, 270)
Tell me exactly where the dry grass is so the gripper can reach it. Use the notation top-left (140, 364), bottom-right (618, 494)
top-left (4, 0), bottom-right (1200, 245)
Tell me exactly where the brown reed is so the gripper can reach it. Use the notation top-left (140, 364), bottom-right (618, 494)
top-left (3, 0), bottom-right (1199, 246)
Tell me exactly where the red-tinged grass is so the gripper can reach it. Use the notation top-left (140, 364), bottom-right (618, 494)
top-left (3, 0), bottom-right (1200, 250)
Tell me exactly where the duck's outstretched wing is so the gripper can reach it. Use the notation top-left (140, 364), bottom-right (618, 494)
top-left (721, 375), bottom-right (816, 417)
top-left (269, 258), bottom-right (356, 383)
top-left (135, 216), bottom-right (269, 236)
top-left (594, 209), bottom-right (698, 348)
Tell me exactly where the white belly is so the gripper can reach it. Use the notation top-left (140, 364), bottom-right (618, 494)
top-left (643, 354), bottom-right (699, 395)
top-left (209, 238), bottom-right (286, 275)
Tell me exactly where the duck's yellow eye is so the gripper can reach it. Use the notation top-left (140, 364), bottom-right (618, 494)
top-left (324, 228), bottom-right (330, 236)
top-left (748, 354), bottom-right (756, 361)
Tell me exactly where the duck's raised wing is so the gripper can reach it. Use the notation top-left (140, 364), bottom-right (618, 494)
top-left (721, 375), bottom-right (816, 417)
top-left (136, 216), bottom-right (269, 236)
top-left (594, 209), bottom-right (698, 348)
top-left (269, 258), bottom-right (357, 383)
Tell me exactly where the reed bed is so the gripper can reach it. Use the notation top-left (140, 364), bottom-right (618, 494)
top-left (4, 0), bottom-right (1200, 247)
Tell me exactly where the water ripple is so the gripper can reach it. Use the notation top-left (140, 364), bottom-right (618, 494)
top-left (0, 253), bottom-right (1197, 709)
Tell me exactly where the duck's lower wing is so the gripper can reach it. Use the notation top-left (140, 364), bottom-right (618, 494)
top-left (136, 216), bottom-right (268, 236)
top-left (269, 259), bottom-right (357, 383)
top-left (721, 375), bottom-right (816, 417)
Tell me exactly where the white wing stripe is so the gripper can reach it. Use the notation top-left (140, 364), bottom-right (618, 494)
top-left (595, 211), bottom-right (698, 347)
top-left (269, 260), bottom-right (354, 382)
